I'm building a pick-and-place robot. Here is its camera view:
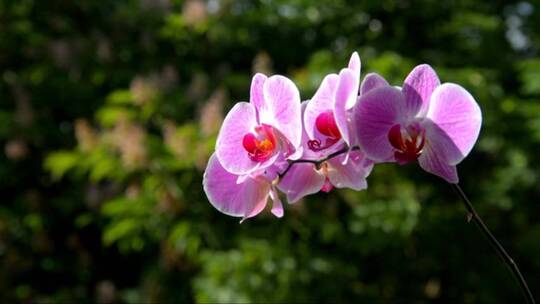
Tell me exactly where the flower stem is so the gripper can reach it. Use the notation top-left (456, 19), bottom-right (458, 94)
top-left (452, 183), bottom-right (535, 304)
top-left (277, 146), bottom-right (359, 179)
top-left (278, 150), bottom-right (535, 302)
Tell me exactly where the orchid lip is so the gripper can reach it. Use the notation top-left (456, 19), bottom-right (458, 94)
top-left (308, 111), bottom-right (342, 151)
top-left (307, 138), bottom-right (340, 151)
top-left (316, 111), bottom-right (341, 138)
top-left (388, 122), bottom-right (426, 164)
top-left (242, 124), bottom-right (277, 162)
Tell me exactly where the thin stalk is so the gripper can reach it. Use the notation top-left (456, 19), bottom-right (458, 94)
top-left (452, 184), bottom-right (535, 304)
top-left (277, 146), bottom-right (359, 179)
top-left (277, 147), bottom-right (535, 303)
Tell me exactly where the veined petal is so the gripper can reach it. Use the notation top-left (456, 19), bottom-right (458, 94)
top-left (304, 74), bottom-right (339, 140)
top-left (236, 174), bottom-right (249, 184)
top-left (336, 68), bottom-right (360, 110)
top-left (334, 68), bottom-right (358, 146)
top-left (360, 72), bottom-right (389, 95)
top-left (242, 195), bottom-right (270, 222)
top-left (340, 150), bottom-right (350, 165)
top-left (354, 86), bottom-right (405, 162)
top-left (269, 187), bottom-right (284, 217)
top-left (261, 75), bottom-right (302, 148)
top-left (418, 143), bottom-right (459, 183)
top-left (203, 153), bottom-right (270, 218)
top-left (426, 83), bottom-right (482, 165)
top-left (348, 51), bottom-right (361, 79)
top-left (288, 146), bottom-right (303, 160)
top-left (250, 73), bottom-right (268, 119)
top-left (277, 163), bottom-right (325, 204)
top-left (216, 102), bottom-right (259, 175)
top-left (327, 150), bottom-right (372, 191)
top-left (402, 64), bottom-right (440, 118)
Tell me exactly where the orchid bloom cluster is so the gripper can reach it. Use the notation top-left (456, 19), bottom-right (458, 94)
top-left (203, 52), bottom-right (482, 221)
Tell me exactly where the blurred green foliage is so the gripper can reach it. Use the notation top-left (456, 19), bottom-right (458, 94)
top-left (1, 0), bottom-right (539, 303)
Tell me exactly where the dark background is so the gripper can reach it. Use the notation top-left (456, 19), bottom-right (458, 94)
top-left (1, 0), bottom-right (539, 303)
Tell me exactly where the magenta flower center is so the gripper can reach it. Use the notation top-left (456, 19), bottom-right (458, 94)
top-left (308, 111), bottom-right (342, 151)
top-left (321, 178), bottom-right (333, 192)
top-left (388, 122), bottom-right (426, 164)
top-left (242, 124), bottom-right (277, 162)
top-left (316, 111), bottom-right (341, 138)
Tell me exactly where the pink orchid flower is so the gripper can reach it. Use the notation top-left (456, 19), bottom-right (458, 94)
top-left (303, 52), bottom-right (361, 157)
top-left (215, 73), bottom-right (302, 176)
top-left (278, 101), bottom-right (373, 203)
top-left (203, 153), bottom-right (285, 221)
top-left (354, 64), bottom-right (482, 183)
top-left (203, 74), bottom-right (301, 221)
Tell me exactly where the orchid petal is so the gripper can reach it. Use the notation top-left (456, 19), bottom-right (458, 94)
top-left (304, 74), bottom-right (339, 140)
top-left (426, 83), bottom-right (482, 165)
top-left (360, 72), bottom-right (389, 95)
top-left (341, 150), bottom-right (350, 165)
top-left (216, 102), bottom-right (259, 175)
top-left (418, 143), bottom-right (459, 183)
top-left (236, 174), bottom-right (249, 184)
top-left (270, 187), bottom-right (284, 217)
top-left (277, 163), bottom-right (325, 204)
top-left (334, 68), bottom-right (357, 146)
top-left (242, 195), bottom-right (269, 222)
top-left (402, 64), bottom-right (440, 118)
top-left (336, 68), bottom-right (360, 110)
top-left (260, 75), bottom-right (302, 148)
top-left (288, 146), bottom-right (303, 160)
top-left (203, 153), bottom-right (270, 218)
top-left (354, 86), bottom-right (405, 162)
top-left (327, 150), bottom-right (372, 190)
top-left (348, 51), bottom-right (361, 78)
top-left (250, 73), bottom-right (268, 119)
